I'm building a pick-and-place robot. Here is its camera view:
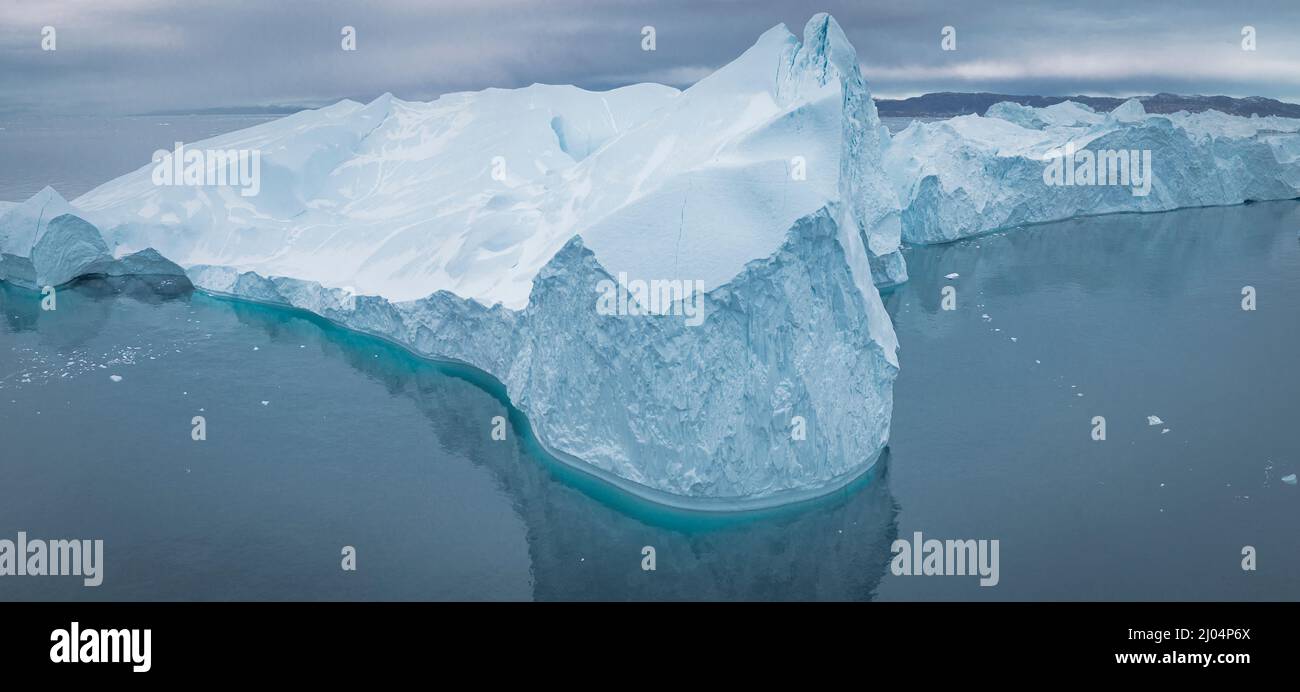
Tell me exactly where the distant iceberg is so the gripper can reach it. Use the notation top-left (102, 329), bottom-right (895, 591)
top-left (884, 98), bottom-right (1300, 243)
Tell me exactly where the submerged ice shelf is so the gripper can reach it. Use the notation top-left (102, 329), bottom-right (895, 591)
top-left (4, 12), bottom-right (1300, 508)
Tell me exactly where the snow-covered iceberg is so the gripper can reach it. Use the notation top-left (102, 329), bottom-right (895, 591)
top-left (885, 98), bottom-right (1300, 243)
top-left (0, 186), bottom-right (77, 251)
top-left (0, 188), bottom-right (186, 289)
top-left (1, 13), bottom-right (902, 508)
top-left (71, 19), bottom-right (904, 300)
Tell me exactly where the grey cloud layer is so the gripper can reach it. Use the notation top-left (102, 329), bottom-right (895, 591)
top-left (2, 0), bottom-right (1297, 114)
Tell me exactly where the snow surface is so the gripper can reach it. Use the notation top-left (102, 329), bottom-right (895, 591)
top-left (886, 98), bottom-right (1300, 243)
top-left (74, 85), bottom-right (678, 307)
top-left (72, 16), bottom-right (907, 308)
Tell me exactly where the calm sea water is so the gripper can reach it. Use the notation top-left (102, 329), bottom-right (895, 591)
top-left (880, 201), bottom-right (1300, 600)
top-left (1, 201), bottom-right (1296, 601)
top-left (0, 114), bottom-right (280, 202)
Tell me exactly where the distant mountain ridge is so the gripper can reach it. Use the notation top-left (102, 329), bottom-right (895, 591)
top-left (875, 92), bottom-right (1300, 119)
top-left (136, 104), bottom-right (324, 116)
top-left (134, 92), bottom-right (1300, 120)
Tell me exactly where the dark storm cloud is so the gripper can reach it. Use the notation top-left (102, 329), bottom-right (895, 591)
top-left (1, 0), bottom-right (1297, 114)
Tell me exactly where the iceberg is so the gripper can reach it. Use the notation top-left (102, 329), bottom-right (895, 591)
top-left (0, 187), bottom-right (81, 289)
top-left (3, 13), bottom-right (902, 508)
top-left (885, 98), bottom-right (1300, 243)
top-left (103, 247), bottom-right (188, 279)
top-left (72, 18), bottom-right (905, 302)
top-left (0, 186), bottom-right (77, 254)
top-left (0, 203), bottom-right (117, 290)
top-left (0, 187), bottom-right (185, 289)
top-left (30, 214), bottom-right (115, 288)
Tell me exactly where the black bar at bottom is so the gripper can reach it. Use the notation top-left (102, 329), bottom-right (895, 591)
top-left (0, 601), bottom-right (1288, 678)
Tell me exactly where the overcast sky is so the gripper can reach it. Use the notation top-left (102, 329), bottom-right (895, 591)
top-left (2, 0), bottom-right (1298, 115)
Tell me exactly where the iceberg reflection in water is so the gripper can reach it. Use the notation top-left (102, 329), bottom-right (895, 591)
top-left (0, 277), bottom-right (897, 601)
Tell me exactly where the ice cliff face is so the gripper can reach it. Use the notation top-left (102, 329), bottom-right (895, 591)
top-left (514, 207), bottom-right (893, 503)
top-left (779, 14), bottom-right (906, 286)
top-left (30, 214), bottom-right (115, 287)
top-left (188, 205), bottom-right (894, 506)
top-left (885, 99), bottom-right (1300, 243)
top-left (1, 13), bottom-right (901, 508)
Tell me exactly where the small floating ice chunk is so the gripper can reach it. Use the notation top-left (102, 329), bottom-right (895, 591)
top-left (1161, 428), bottom-right (1170, 434)
top-left (1147, 415), bottom-right (1163, 426)
top-left (945, 273), bottom-right (959, 279)
top-left (1283, 474), bottom-right (1297, 486)
top-left (260, 400), bottom-right (269, 406)
top-left (109, 375), bottom-right (123, 382)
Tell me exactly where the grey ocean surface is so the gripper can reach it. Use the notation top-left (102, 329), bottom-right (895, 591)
top-left (0, 114), bottom-right (281, 202)
top-left (0, 116), bottom-right (1297, 601)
